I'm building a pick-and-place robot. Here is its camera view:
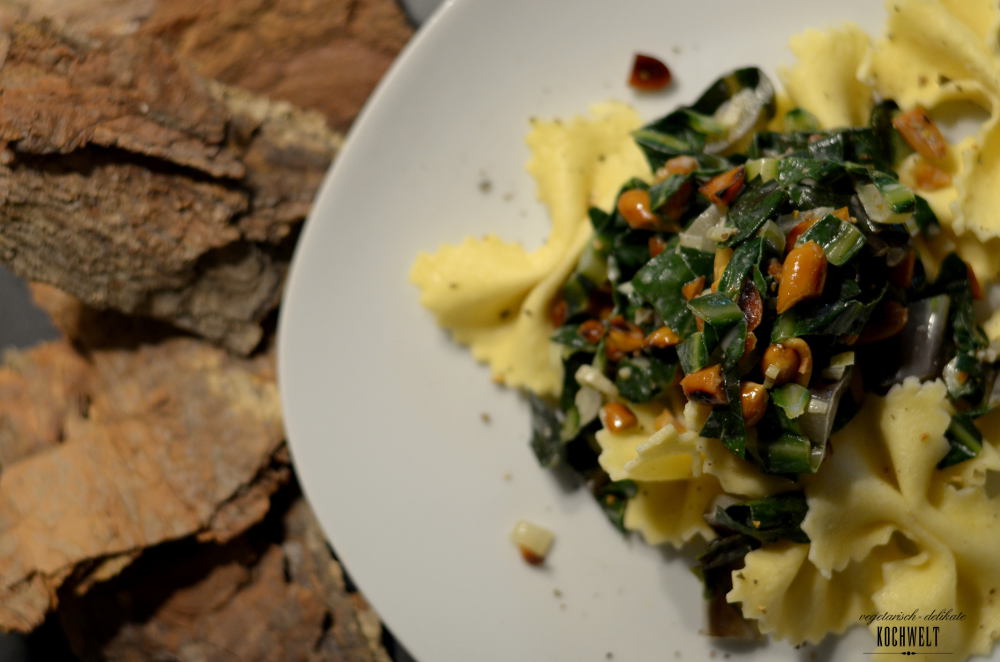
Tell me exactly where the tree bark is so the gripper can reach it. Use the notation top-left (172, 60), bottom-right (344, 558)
top-left (0, 21), bottom-right (339, 354)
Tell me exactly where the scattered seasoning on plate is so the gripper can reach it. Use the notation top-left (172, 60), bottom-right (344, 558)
top-left (629, 53), bottom-right (672, 91)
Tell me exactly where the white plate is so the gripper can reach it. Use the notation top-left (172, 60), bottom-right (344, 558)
top-left (279, 2), bottom-right (899, 661)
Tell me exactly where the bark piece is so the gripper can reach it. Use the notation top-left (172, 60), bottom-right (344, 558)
top-left (0, 336), bottom-right (286, 632)
top-left (141, 0), bottom-right (413, 132)
top-left (58, 495), bottom-right (391, 662)
top-left (0, 342), bottom-right (90, 467)
top-left (0, 21), bottom-right (340, 353)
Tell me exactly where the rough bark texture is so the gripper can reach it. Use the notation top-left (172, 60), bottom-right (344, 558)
top-left (140, 0), bottom-right (412, 132)
top-left (0, 333), bottom-right (286, 631)
top-left (0, 20), bottom-right (339, 354)
top-left (57, 494), bottom-right (391, 662)
top-left (0, 1), bottom-right (415, 658)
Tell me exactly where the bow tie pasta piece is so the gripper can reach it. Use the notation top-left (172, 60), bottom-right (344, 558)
top-left (409, 103), bottom-right (649, 396)
top-left (732, 379), bottom-right (1000, 659)
top-left (728, 540), bottom-right (907, 645)
top-left (698, 435), bottom-right (798, 500)
top-left (862, 0), bottom-right (1000, 111)
top-left (624, 476), bottom-right (721, 546)
top-left (594, 405), bottom-right (721, 545)
top-left (595, 404), bottom-right (700, 482)
top-left (781, 25), bottom-right (874, 129)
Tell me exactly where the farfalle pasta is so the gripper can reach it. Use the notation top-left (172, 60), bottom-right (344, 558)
top-left (411, 0), bottom-right (1000, 658)
top-left (730, 380), bottom-right (1000, 661)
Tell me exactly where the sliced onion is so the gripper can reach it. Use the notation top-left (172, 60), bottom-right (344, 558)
top-left (574, 385), bottom-right (603, 427)
top-left (575, 364), bottom-right (618, 397)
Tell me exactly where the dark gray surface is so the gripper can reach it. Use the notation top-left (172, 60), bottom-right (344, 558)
top-left (0, 267), bottom-right (59, 351)
top-left (0, 266), bottom-right (58, 660)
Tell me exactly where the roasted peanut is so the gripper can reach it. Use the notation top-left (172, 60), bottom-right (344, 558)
top-left (784, 218), bottom-right (818, 254)
top-left (857, 301), bottom-right (909, 344)
top-left (648, 235), bottom-right (668, 258)
top-left (761, 343), bottom-right (799, 387)
top-left (761, 338), bottom-right (812, 387)
top-left (913, 158), bottom-right (952, 191)
top-left (682, 275), bottom-right (706, 301)
top-left (892, 106), bottom-right (948, 161)
top-left (680, 364), bottom-right (727, 405)
top-left (777, 241), bottom-right (827, 314)
top-left (713, 247), bottom-right (734, 290)
top-left (617, 188), bottom-right (660, 230)
top-left (645, 325), bottom-right (681, 349)
top-left (578, 319), bottom-right (605, 344)
top-left (700, 166), bottom-right (745, 208)
top-left (654, 407), bottom-right (684, 431)
top-left (831, 206), bottom-right (854, 223)
top-left (888, 250), bottom-right (917, 289)
top-left (739, 281), bottom-right (763, 332)
top-left (549, 298), bottom-right (568, 327)
top-left (600, 402), bottom-right (638, 433)
top-left (740, 382), bottom-right (769, 427)
top-left (605, 317), bottom-right (645, 361)
top-left (968, 264), bottom-right (984, 301)
top-left (782, 338), bottom-right (813, 386)
top-left (655, 155), bottom-right (698, 180)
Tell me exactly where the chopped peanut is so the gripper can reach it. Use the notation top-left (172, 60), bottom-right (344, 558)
top-left (892, 106), bottom-right (948, 161)
top-left (680, 364), bottom-right (727, 405)
top-left (857, 301), bottom-right (909, 344)
top-left (617, 188), bottom-right (660, 230)
top-left (661, 180), bottom-right (694, 223)
top-left (761, 339), bottom-right (812, 388)
top-left (682, 275), bottom-right (706, 301)
top-left (761, 343), bottom-right (799, 387)
top-left (645, 325), bottom-right (681, 348)
top-left (782, 338), bottom-right (813, 386)
top-left (913, 158), bottom-right (952, 191)
top-left (648, 235), bottom-right (668, 258)
top-left (739, 282), bottom-right (763, 332)
top-left (968, 264), bottom-right (984, 301)
top-left (700, 166), bottom-right (745, 208)
top-left (655, 155), bottom-right (698, 180)
top-left (600, 402), bottom-right (638, 432)
top-left (777, 241), bottom-right (827, 314)
top-left (549, 298), bottom-right (568, 327)
top-left (654, 407), bottom-right (684, 431)
top-left (713, 247), bottom-right (734, 290)
top-left (888, 250), bottom-right (916, 289)
top-left (605, 317), bottom-right (645, 361)
top-left (784, 218), bottom-right (818, 254)
top-left (510, 520), bottom-right (554, 566)
top-left (740, 382), bottom-right (769, 427)
top-left (831, 206), bottom-right (853, 223)
top-left (578, 319), bottom-right (605, 344)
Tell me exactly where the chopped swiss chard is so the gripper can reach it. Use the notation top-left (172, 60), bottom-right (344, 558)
top-left (938, 413), bottom-right (984, 468)
top-left (595, 479), bottom-right (639, 531)
top-left (711, 492), bottom-right (810, 544)
top-left (631, 243), bottom-right (714, 335)
top-left (615, 356), bottom-right (676, 403)
top-left (797, 214), bottom-right (867, 266)
top-left (528, 395), bottom-right (564, 468)
top-left (688, 292), bottom-right (745, 326)
top-left (727, 179), bottom-right (788, 244)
